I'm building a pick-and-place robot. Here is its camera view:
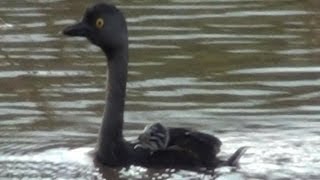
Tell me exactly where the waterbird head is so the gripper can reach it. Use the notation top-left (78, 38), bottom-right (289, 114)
top-left (63, 3), bottom-right (128, 54)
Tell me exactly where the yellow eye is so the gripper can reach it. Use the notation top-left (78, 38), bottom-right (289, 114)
top-left (96, 18), bottom-right (104, 29)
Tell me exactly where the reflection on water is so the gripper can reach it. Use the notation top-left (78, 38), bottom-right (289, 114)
top-left (1, 0), bottom-right (320, 179)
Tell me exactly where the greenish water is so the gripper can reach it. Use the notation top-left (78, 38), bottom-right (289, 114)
top-left (0, 0), bottom-right (320, 179)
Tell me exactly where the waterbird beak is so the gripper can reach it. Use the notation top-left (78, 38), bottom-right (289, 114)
top-left (63, 22), bottom-right (89, 37)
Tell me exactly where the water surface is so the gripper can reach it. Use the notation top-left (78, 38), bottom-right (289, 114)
top-left (0, 0), bottom-right (320, 179)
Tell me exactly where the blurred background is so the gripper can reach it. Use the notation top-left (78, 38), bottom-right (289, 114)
top-left (0, 0), bottom-right (319, 179)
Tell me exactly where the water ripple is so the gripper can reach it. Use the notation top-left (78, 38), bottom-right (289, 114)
top-left (228, 67), bottom-right (320, 74)
top-left (130, 33), bottom-right (299, 41)
top-left (0, 70), bottom-right (91, 78)
top-left (0, 34), bottom-right (57, 43)
top-left (128, 11), bottom-right (313, 23)
top-left (144, 88), bottom-right (286, 97)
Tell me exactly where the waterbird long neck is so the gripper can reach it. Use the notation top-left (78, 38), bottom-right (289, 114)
top-left (97, 45), bottom-right (129, 155)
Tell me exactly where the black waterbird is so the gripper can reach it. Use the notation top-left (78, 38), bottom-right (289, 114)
top-left (63, 2), bottom-right (247, 168)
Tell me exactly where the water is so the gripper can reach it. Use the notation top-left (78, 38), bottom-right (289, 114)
top-left (0, 0), bottom-right (319, 179)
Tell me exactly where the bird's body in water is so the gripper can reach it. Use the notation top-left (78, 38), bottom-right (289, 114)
top-left (63, 2), bottom-right (247, 168)
top-left (135, 123), bottom-right (222, 160)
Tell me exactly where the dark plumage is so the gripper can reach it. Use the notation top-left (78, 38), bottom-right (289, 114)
top-left (63, 2), bottom-right (247, 168)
